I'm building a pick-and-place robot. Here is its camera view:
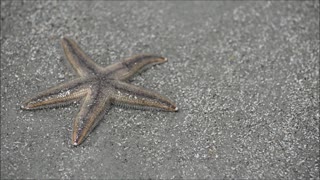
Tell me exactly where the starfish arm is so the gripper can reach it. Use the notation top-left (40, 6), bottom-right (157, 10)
top-left (72, 92), bottom-right (110, 146)
top-left (61, 37), bottom-right (102, 77)
top-left (111, 81), bottom-right (178, 112)
top-left (21, 79), bottom-right (90, 110)
top-left (104, 54), bottom-right (167, 80)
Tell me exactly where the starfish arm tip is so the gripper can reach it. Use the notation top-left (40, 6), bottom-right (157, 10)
top-left (60, 37), bottom-right (67, 44)
top-left (20, 103), bottom-right (31, 110)
top-left (61, 37), bottom-right (69, 41)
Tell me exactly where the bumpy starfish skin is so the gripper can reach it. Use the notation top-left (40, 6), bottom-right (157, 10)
top-left (21, 37), bottom-right (178, 146)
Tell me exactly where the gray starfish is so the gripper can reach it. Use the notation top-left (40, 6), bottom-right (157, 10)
top-left (21, 37), bottom-right (178, 146)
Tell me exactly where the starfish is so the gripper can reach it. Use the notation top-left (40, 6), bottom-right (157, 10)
top-left (21, 37), bottom-right (178, 146)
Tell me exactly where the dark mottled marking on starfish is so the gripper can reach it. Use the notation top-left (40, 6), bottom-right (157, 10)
top-left (21, 37), bottom-right (178, 146)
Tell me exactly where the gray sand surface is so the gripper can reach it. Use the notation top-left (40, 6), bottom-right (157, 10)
top-left (1, 1), bottom-right (319, 179)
